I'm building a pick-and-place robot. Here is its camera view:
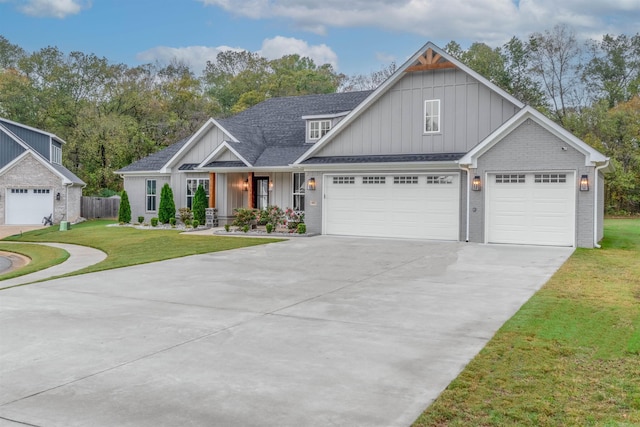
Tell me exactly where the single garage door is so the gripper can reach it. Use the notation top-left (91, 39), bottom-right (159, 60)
top-left (486, 172), bottom-right (575, 246)
top-left (5, 188), bottom-right (53, 225)
top-left (324, 173), bottom-right (459, 240)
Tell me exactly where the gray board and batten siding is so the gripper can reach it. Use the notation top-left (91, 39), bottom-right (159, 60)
top-left (314, 68), bottom-right (519, 158)
top-left (0, 131), bottom-right (26, 169)
top-left (0, 120), bottom-right (53, 161)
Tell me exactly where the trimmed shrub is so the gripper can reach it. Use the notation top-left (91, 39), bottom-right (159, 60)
top-left (192, 219), bottom-right (200, 228)
top-left (169, 217), bottom-right (176, 226)
top-left (224, 224), bottom-right (230, 232)
top-left (192, 184), bottom-right (207, 225)
top-left (297, 223), bottom-right (306, 234)
top-left (266, 223), bottom-right (273, 233)
top-left (242, 225), bottom-right (249, 233)
top-left (137, 216), bottom-right (144, 224)
top-left (150, 217), bottom-right (158, 227)
top-left (158, 184), bottom-right (176, 224)
top-left (118, 190), bottom-right (131, 223)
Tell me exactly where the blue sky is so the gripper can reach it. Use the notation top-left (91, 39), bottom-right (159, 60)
top-left (1, 0), bottom-right (639, 76)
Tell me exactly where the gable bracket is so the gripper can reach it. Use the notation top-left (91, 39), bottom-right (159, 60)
top-left (406, 48), bottom-right (456, 72)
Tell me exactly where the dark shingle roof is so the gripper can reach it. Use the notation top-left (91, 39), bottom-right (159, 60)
top-left (302, 153), bottom-right (467, 164)
top-left (117, 137), bottom-right (189, 172)
top-left (203, 161), bottom-right (247, 168)
top-left (178, 163), bottom-right (199, 170)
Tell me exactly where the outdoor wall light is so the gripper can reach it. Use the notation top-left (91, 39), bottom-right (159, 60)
top-left (56, 192), bottom-right (61, 201)
top-left (471, 176), bottom-right (481, 191)
top-left (307, 177), bottom-right (316, 191)
top-left (269, 180), bottom-right (274, 191)
top-left (243, 179), bottom-right (249, 191)
top-left (580, 174), bottom-right (589, 191)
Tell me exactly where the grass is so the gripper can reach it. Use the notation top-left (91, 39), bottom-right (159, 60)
top-left (413, 218), bottom-right (640, 426)
top-left (2, 220), bottom-right (283, 277)
top-left (0, 243), bottom-right (69, 281)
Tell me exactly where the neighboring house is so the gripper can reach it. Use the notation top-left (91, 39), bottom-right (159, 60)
top-left (0, 118), bottom-right (85, 225)
top-left (118, 42), bottom-right (610, 248)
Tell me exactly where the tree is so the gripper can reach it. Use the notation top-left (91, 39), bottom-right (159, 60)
top-left (583, 33), bottom-right (640, 107)
top-left (118, 190), bottom-right (131, 223)
top-left (340, 62), bottom-right (397, 91)
top-left (501, 37), bottom-right (548, 109)
top-left (192, 184), bottom-right (207, 225)
top-left (158, 183), bottom-right (176, 223)
top-left (528, 24), bottom-right (584, 124)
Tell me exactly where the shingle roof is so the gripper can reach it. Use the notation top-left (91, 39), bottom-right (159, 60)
top-left (203, 161), bottom-right (246, 168)
top-left (119, 91), bottom-right (374, 172)
top-left (117, 137), bottom-right (190, 172)
top-left (301, 153), bottom-right (467, 164)
top-left (51, 163), bottom-right (85, 185)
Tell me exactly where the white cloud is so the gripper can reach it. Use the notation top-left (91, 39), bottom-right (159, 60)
top-left (258, 36), bottom-right (338, 68)
top-left (198, 0), bottom-right (640, 45)
top-left (137, 37), bottom-right (339, 73)
top-left (136, 45), bottom-right (243, 74)
top-left (17, 0), bottom-right (89, 18)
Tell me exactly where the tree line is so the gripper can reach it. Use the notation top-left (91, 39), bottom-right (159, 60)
top-left (1, 25), bottom-right (638, 214)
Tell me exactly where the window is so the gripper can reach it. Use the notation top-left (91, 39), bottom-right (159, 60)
top-left (394, 176), bottom-right (419, 184)
top-left (33, 189), bottom-right (50, 194)
top-left (146, 179), bottom-right (157, 212)
top-left (11, 189), bottom-right (28, 194)
top-left (495, 174), bottom-right (525, 184)
top-left (51, 145), bottom-right (62, 164)
top-left (332, 176), bottom-right (355, 184)
top-left (534, 173), bottom-right (567, 183)
top-left (186, 178), bottom-right (209, 209)
top-left (309, 120), bottom-right (331, 140)
top-left (424, 99), bottom-right (440, 133)
top-left (293, 173), bottom-right (305, 211)
top-left (426, 175), bottom-right (454, 184)
top-left (362, 176), bottom-right (386, 184)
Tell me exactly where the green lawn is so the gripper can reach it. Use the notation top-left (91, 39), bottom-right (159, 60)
top-left (0, 243), bottom-right (69, 281)
top-left (2, 220), bottom-right (283, 277)
top-left (414, 218), bottom-right (640, 426)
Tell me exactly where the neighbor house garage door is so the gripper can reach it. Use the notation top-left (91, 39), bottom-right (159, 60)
top-left (324, 173), bottom-right (459, 240)
top-left (5, 188), bottom-right (53, 225)
top-left (486, 172), bottom-right (575, 246)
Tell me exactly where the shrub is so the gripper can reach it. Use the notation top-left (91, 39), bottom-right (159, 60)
top-left (150, 217), bottom-right (158, 227)
top-left (284, 208), bottom-right (304, 229)
top-left (178, 207), bottom-right (193, 223)
top-left (169, 217), bottom-right (176, 226)
top-left (118, 191), bottom-right (131, 223)
top-left (137, 216), bottom-right (144, 224)
top-left (242, 225), bottom-right (249, 233)
top-left (192, 220), bottom-right (200, 228)
top-left (297, 223), bottom-right (306, 234)
top-left (185, 219), bottom-right (191, 226)
top-left (192, 185), bottom-right (207, 225)
top-left (233, 208), bottom-right (257, 228)
top-left (224, 224), bottom-right (230, 232)
top-left (260, 205), bottom-right (284, 228)
top-left (266, 223), bottom-right (273, 233)
top-left (158, 184), bottom-right (176, 224)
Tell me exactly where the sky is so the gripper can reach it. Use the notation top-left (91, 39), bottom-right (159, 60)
top-left (1, 0), bottom-right (639, 76)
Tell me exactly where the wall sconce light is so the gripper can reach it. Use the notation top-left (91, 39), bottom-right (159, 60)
top-left (580, 174), bottom-right (589, 191)
top-left (307, 177), bottom-right (316, 191)
top-left (471, 176), bottom-right (481, 191)
top-left (56, 192), bottom-right (61, 201)
top-left (269, 180), bottom-right (273, 191)
top-left (243, 179), bottom-right (249, 191)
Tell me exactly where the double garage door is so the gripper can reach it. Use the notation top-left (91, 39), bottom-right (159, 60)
top-left (486, 172), bottom-right (575, 246)
top-left (5, 188), bottom-right (53, 225)
top-left (324, 173), bottom-right (460, 240)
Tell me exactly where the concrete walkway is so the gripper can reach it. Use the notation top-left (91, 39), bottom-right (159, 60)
top-left (0, 242), bottom-right (106, 288)
top-left (0, 237), bottom-right (573, 426)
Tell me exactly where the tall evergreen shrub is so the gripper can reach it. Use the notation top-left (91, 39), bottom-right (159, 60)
top-left (158, 183), bottom-right (176, 223)
top-left (192, 184), bottom-right (207, 225)
top-left (118, 190), bottom-right (131, 223)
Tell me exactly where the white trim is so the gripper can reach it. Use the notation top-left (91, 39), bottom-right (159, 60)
top-left (593, 160), bottom-right (610, 248)
top-left (0, 116), bottom-right (66, 144)
top-left (0, 150), bottom-right (73, 184)
top-left (294, 41), bottom-right (525, 165)
top-left (197, 141), bottom-right (251, 168)
top-left (117, 171), bottom-right (171, 177)
top-left (423, 99), bottom-right (441, 134)
top-left (161, 118), bottom-right (239, 173)
top-left (308, 119), bottom-right (332, 140)
top-left (459, 106), bottom-right (609, 168)
top-left (299, 161), bottom-right (460, 172)
top-left (145, 178), bottom-right (157, 213)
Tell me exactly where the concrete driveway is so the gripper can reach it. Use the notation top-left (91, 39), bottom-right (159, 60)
top-left (0, 237), bottom-right (572, 426)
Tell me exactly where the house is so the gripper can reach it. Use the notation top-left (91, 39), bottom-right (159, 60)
top-left (0, 118), bottom-right (85, 225)
top-left (118, 42), bottom-right (610, 248)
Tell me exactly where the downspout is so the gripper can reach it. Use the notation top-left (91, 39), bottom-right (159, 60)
top-left (593, 160), bottom-right (610, 249)
top-left (459, 165), bottom-right (471, 242)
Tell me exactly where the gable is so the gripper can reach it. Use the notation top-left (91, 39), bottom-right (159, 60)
top-left (0, 119), bottom-right (52, 160)
top-left (0, 151), bottom-right (61, 184)
top-left (167, 124), bottom-right (229, 169)
top-left (313, 68), bottom-right (519, 158)
top-left (0, 129), bottom-right (27, 169)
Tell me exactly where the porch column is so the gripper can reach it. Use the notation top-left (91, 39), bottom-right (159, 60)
top-left (247, 172), bottom-right (254, 209)
top-left (209, 172), bottom-right (216, 208)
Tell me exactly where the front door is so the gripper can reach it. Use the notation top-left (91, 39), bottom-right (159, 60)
top-left (253, 177), bottom-right (269, 210)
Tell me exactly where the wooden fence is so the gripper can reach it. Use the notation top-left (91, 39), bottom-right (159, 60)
top-left (81, 196), bottom-right (120, 219)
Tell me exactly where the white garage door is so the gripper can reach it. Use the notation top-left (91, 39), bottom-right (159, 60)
top-left (486, 172), bottom-right (575, 246)
top-left (324, 173), bottom-right (459, 240)
top-left (5, 188), bottom-right (53, 225)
